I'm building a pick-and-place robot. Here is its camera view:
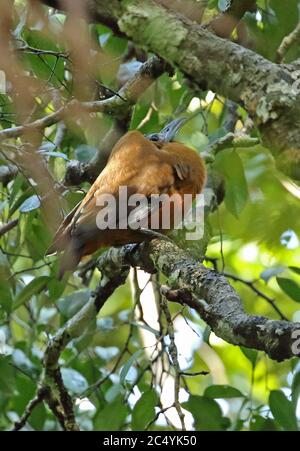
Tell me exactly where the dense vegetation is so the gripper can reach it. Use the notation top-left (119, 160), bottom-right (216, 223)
top-left (0, 0), bottom-right (300, 431)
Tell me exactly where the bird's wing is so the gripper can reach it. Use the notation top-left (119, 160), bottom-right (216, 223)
top-left (173, 162), bottom-right (190, 181)
top-left (45, 200), bottom-right (82, 255)
top-left (69, 159), bottom-right (177, 237)
top-left (49, 132), bottom-right (201, 277)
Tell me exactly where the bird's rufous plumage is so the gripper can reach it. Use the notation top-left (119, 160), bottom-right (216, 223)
top-left (46, 129), bottom-right (206, 278)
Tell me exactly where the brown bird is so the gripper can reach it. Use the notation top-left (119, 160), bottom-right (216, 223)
top-left (46, 118), bottom-right (206, 278)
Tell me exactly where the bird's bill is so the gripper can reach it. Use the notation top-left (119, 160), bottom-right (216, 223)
top-left (147, 117), bottom-right (189, 142)
top-left (159, 117), bottom-right (189, 142)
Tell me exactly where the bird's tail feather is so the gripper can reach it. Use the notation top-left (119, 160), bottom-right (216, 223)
top-left (58, 239), bottom-right (83, 280)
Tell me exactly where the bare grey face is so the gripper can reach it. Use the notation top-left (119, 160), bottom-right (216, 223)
top-left (147, 117), bottom-right (188, 143)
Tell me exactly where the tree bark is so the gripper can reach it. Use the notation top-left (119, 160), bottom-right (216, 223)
top-left (98, 241), bottom-right (300, 362)
top-left (40, 0), bottom-right (300, 180)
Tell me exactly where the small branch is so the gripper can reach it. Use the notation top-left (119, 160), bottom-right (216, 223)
top-left (0, 56), bottom-right (167, 144)
top-left (13, 257), bottom-right (129, 430)
top-left (64, 56), bottom-right (169, 185)
top-left (224, 272), bottom-right (289, 321)
top-left (179, 371), bottom-right (209, 377)
top-left (145, 403), bottom-right (175, 430)
top-left (17, 45), bottom-right (70, 60)
top-left (0, 99), bottom-right (114, 142)
top-left (277, 22), bottom-right (300, 63)
top-left (12, 387), bottom-right (47, 431)
top-left (0, 219), bottom-right (18, 237)
top-left (38, 0), bottom-right (300, 180)
top-left (44, 367), bottom-right (79, 431)
top-left (160, 292), bottom-right (186, 431)
top-left (202, 132), bottom-right (260, 161)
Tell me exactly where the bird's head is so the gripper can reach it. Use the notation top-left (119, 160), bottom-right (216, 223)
top-left (147, 117), bottom-right (188, 143)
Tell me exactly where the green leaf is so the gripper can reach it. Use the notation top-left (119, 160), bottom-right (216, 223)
top-left (260, 266), bottom-right (285, 283)
top-left (240, 347), bottom-right (258, 367)
top-left (9, 188), bottom-right (33, 216)
top-left (48, 278), bottom-right (66, 301)
top-left (74, 145), bottom-right (97, 163)
top-left (183, 395), bottom-right (230, 431)
top-left (19, 194), bottom-right (41, 213)
top-left (276, 277), bottom-right (300, 302)
top-left (105, 383), bottom-right (124, 403)
top-left (214, 149), bottom-right (248, 218)
top-left (9, 173), bottom-right (26, 208)
top-left (208, 0), bottom-right (218, 9)
top-left (291, 371), bottom-right (300, 408)
top-left (94, 396), bottom-right (128, 431)
top-left (24, 215), bottom-right (51, 260)
top-left (21, 30), bottom-right (65, 88)
top-left (289, 266), bottom-right (300, 276)
top-left (0, 283), bottom-right (12, 314)
top-left (12, 349), bottom-right (36, 376)
top-left (204, 385), bottom-right (244, 399)
top-left (13, 276), bottom-right (49, 310)
top-left (29, 402), bottom-right (47, 431)
top-left (269, 390), bottom-right (298, 431)
top-left (95, 346), bottom-right (119, 361)
top-left (250, 415), bottom-right (279, 431)
top-left (120, 349), bottom-right (143, 384)
top-left (56, 290), bottom-right (91, 318)
top-left (0, 250), bottom-right (13, 312)
top-left (61, 368), bottom-right (88, 395)
top-left (132, 390), bottom-right (158, 431)
top-left (0, 355), bottom-right (14, 395)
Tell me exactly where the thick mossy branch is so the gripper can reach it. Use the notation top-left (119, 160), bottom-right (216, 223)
top-left (40, 0), bottom-right (300, 179)
top-left (97, 241), bottom-right (300, 362)
top-left (116, 0), bottom-right (300, 178)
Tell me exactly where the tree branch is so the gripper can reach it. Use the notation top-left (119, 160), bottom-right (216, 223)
top-left (276, 22), bottom-right (300, 63)
top-left (0, 56), bottom-right (167, 143)
top-left (63, 56), bottom-right (170, 185)
top-left (13, 261), bottom-right (130, 430)
top-left (38, 0), bottom-right (300, 180)
top-left (12, 387), bottom-right (47, 431)
top-left (97, 242), bottom-right (300, 362)
top-left (0, 219), bottom-right (19, 237)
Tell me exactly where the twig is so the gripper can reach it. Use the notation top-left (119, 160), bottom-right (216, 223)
top-left (224, 272), bottom-right (289, 321)
top-left (0, 56), bottom-right (167, 143)
top-left (17, 45), bottom-right (70, 60)
top-left (13, 256), bottom-right (130, 431)
top-left (0, 219), bottom-right (18, 237)
top-left (160, 291), bottom-right (186, 431)
top-left (12, 387), bottom-right (47, 431)
top-left (145, 404), bottom-right (175, 430)
top-left (202, 132), bottom-right (259, 161)
top-left (64, 56), bottom-right (169, 185)
top-left (277, 22), bottom-right (300, 63)
top-left (179, 371), bottom-right (209, 376)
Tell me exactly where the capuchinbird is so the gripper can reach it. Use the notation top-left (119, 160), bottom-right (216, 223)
top-left (46, 118), bottom-right (206, 278)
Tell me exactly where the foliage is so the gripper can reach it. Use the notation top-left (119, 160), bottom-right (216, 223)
top-left (0, 0), bottom-right (299, 431)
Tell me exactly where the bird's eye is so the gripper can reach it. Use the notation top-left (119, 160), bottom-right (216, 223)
top-left (150, 134), bottom-right (159, 142)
